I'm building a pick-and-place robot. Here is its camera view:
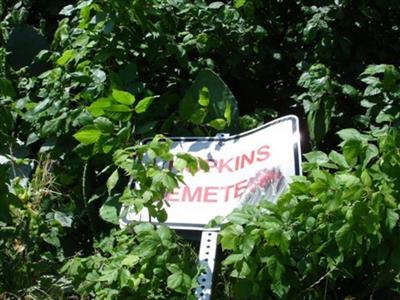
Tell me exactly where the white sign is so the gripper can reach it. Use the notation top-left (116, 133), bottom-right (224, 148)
top-left (120, 115), bottom-right (301, 230)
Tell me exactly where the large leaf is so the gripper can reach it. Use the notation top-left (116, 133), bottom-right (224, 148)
top-left (99, 196), bottom-right (121, 224)
top-left (167, 271), bottom-right (192, 294)
top-left (54, 211), bottom-right (73, 227)
top-left (135, 96), bottom-right (154, 113)
top-left (0, 78), bottom-right (16, 98)
top-left (112, 89), bottom-right (136, 105)
top-left (335, 224), bottom-right (353, 252)
top-left (73, 126), bottom-right (102, 144)
top-left (107, 169), bottom-right (119, 194)
top-left (56, 49), bottom-right (76, 66)
top-left (179, 69), bottom-right (239, 133)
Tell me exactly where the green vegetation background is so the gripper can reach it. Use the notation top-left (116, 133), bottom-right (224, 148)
top-left (1, 0), bottom-right (400, 299)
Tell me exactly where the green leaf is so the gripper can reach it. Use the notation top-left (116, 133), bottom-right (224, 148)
top-left (227, 211), bottom-right (249, 225)
top-left (364, 144), bottom-right (379, 166)
top-left (133, 239), bottom-right (159, 258)
top-left (157, 225), bottom-right (172, 244)
top-left (242, 234), bottom-right (256, 257)
top-left (335, 174), bottom-right (360, 187)
top-left (209, 2), bottom-right (224, 9)
top-left (41, 229), bottom-right (60, 247)
top-left (89, 97), bottom-right (112, 108)
top-left (180, 69), bottom-right (238, 132)
top-left (98, 270), bottom-right (118, 284)
top-left (54, 211), bottom-right (73, 227)
top-left (234, 260), bottom-right (251, 278)
top-left (335, 224), bottom-right (353, 252)
top-left (307, 107), bottom-right (328, 146)
top-left (87, 98), bottom-right (111, 116)
top-left (364, 86), bottom-right (381, 96)
top-left (107, 169), bottom-right (119, 194)
top-left (190, 108), bottom-right (207, 124)
top-left (198, 86), bottom-right (210, 107)
top-left (121, 254), bottom-right (140, 267)
top-left (198, 158), bottom-right (210, 172)
top-left (167, 271), bottom-right (192, 294)
top-left (59, 5), bottom-right (76, 16)
top-left (0, 78), bottom-right (16, 98)
top-left (99, 196), bottom-right (121, 224)
top-left (304, 151), bottom-right (329, 164)
top-left (386, 209), bottom-right (399, 231)
top-left (341, 84), bottom-right (359, 97)
top-left (266, 256), bottom-right (284, 281)
top-left (167, 272), bottom-right (183, 291)
top-left (220, 224), bottom-right (243, 250)
top-left (104, 104), bottom-right (131, 112)
top-left (342, 140), bottom-right (362, 166)
top-left (337, 128), bottom-right (368, 142)
top-left (208, 118), bottom-right (226, 130)
top-left (112, 89), bottom-right (136, 105)
top-left (223, 254), bottom-right (244, 265)
top-left (174, 158), bottom-right (187, 171)
top-left (360, 169), bottom-right (372, 187)
top-left (361, 64), bottom-right (390, 75)
top-left (119, 269), bottom-right (131, 288)
top-left (94, 117), bottom-right (114, 133)
top-left (167, 264), bottom-right (181, 274)
top-left (41, 116), bottom-right (63, 136)
top-left (134, 222), bottom-right (155, 234)
top-left (234, 0), bottom-right (246, 8)
top-left (289, 177), bottom-right (310, 195)
top-left (329, 150), bottom-right (349, 168)
top-left (162, 173), bottom-right (176, 190)
top-left (264, 226), bottom-right (290, 253)
top-left (376, 112), bottom-right (393, 123)
top-left (224, 101), bottom-right (232, 125)
top-left (135, 96), bottom-right (154, 113)
top-left (56, 49), bottom-right (75, 66)
top-left (73, 126), bottom-right (101, 144)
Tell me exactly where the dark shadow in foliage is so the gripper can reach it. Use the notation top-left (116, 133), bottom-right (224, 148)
top-left (6, 25), bottom-right (49, 75)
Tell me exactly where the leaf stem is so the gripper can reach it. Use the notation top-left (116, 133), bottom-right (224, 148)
top-left (82, 161), bottom-right (96, 238)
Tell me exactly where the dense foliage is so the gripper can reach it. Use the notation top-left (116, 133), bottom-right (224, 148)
top-left (1, 0), bottom-right (400, 299)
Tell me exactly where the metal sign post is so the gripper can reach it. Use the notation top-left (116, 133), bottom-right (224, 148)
top-left (195, 230), bottom-right (219, 299)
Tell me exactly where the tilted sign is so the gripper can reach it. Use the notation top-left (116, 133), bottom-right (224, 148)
top-left (120, 115), bottom-right (301, 230)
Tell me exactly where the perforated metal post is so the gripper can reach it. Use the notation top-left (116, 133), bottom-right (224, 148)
top-left (195, 231), bottom-right (219, 300)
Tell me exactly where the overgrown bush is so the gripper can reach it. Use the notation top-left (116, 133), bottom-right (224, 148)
top-left (219, 126), bottom-right (400, 299)
top-left (1, 0), bottom-right (400, 299)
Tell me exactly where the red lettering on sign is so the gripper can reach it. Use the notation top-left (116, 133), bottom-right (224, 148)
top-left (240, 151), bottom-right (255, 169)
top-left (234, 155), bottom-right (240, 171)
top-left (224, 184), bottom-right (235, 202)
top-left (205, 145), bottom-right (271, 173)
top-left (182, 186), bottom-right (202, 202)
top-left (204, 186), bottom-right (218, 203)
top-left (256, 145), bottom-right (271, 162)
top-left (218, 158), bottom-right (233, 173)
top-left (166, 188), bottom-right (179, 202)
top-left (234, 180), bottom-right (248, 199)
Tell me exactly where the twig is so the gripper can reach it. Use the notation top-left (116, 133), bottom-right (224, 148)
top-left (301, 267), bottom-right (337, 294)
